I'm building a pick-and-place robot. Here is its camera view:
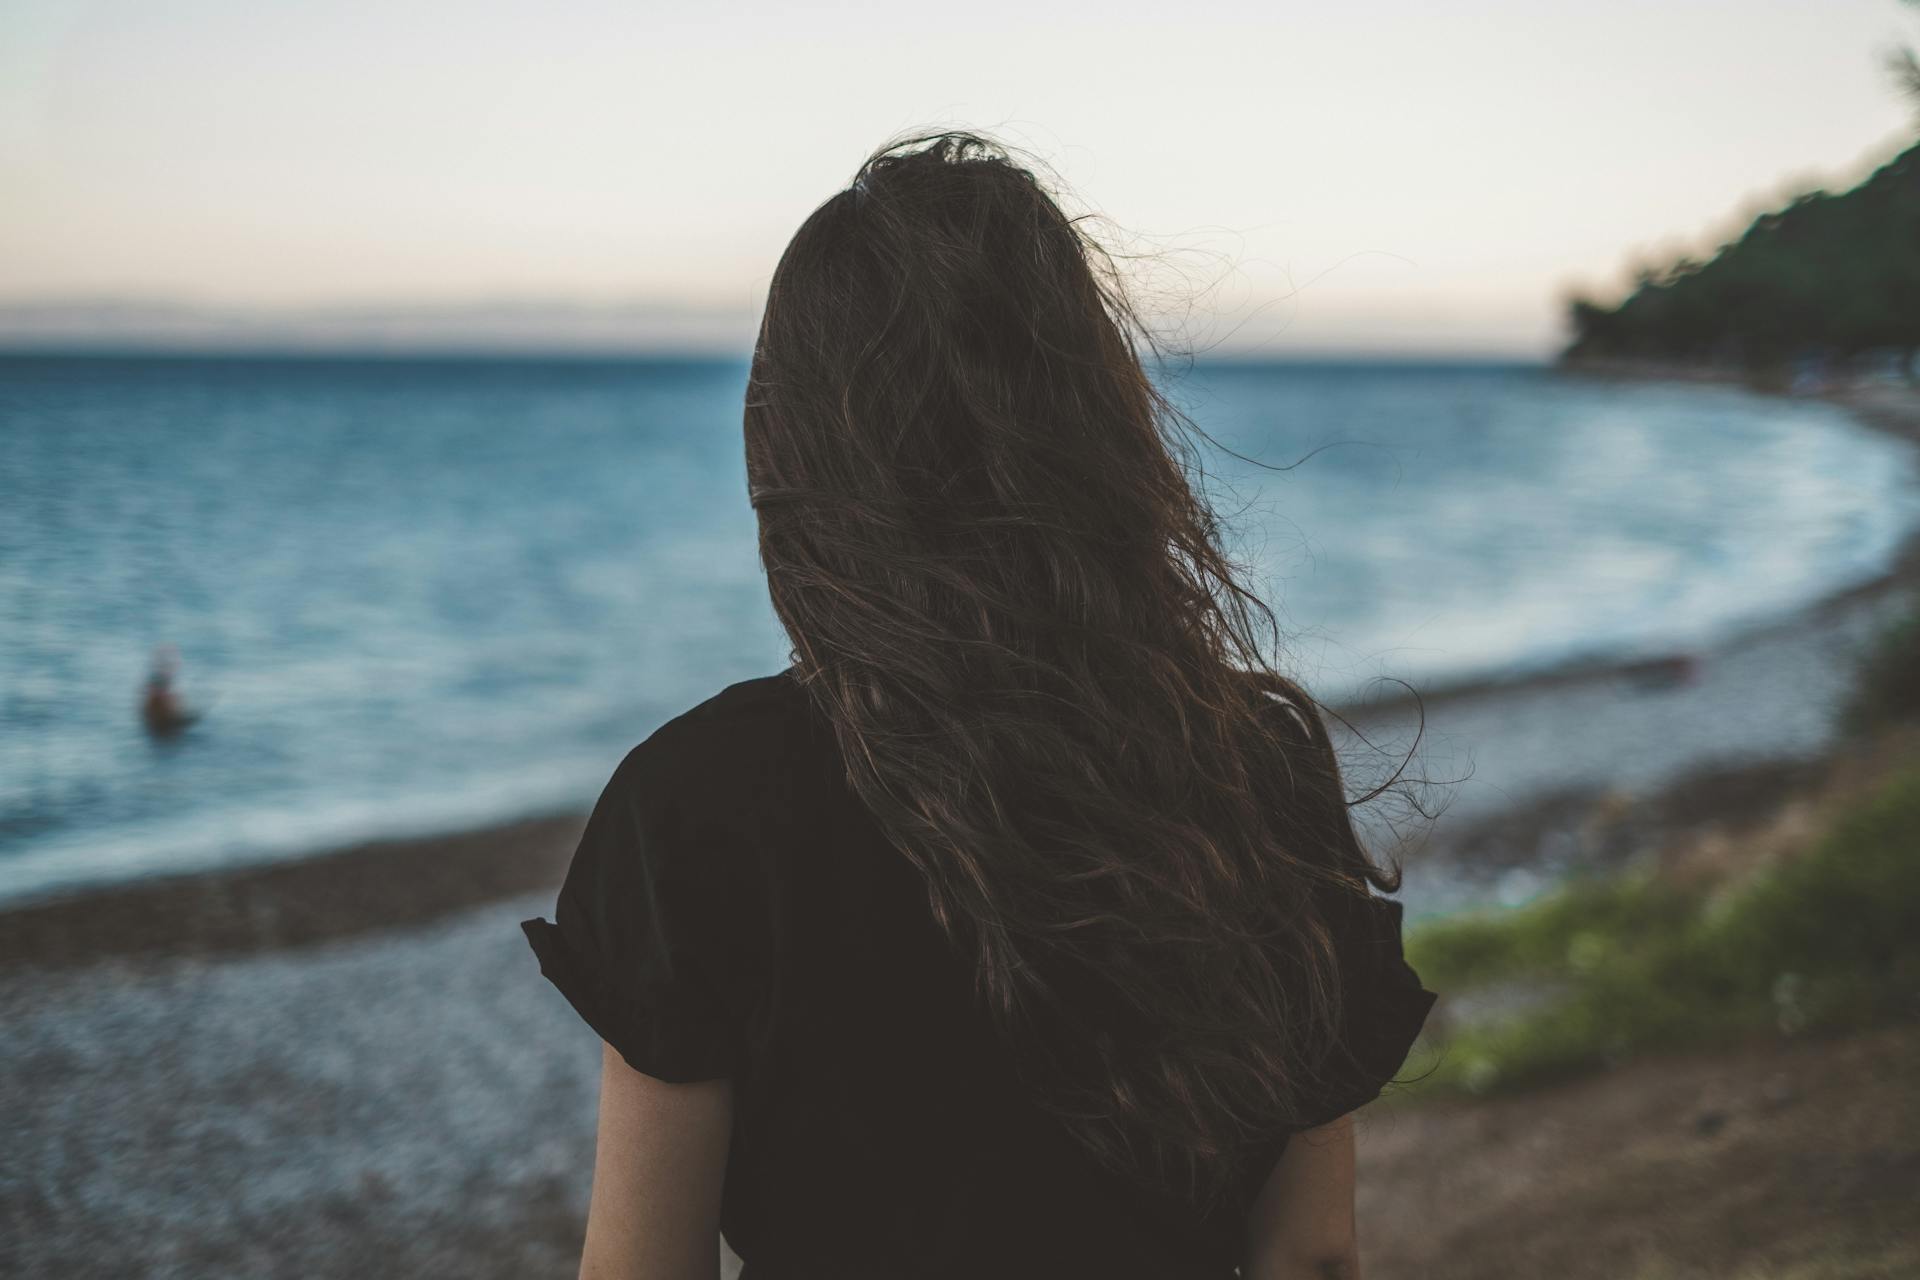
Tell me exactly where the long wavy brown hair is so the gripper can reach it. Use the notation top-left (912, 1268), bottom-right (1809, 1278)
top-left (744, 130), bottom-right (1412, 1215)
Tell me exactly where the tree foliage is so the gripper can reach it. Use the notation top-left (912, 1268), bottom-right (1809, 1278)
top-left (1562, 140), bottom-right (1920, 372)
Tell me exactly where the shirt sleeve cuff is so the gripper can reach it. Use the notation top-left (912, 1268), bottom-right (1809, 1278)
top-left (521, 915), bottom-right (738, 1084)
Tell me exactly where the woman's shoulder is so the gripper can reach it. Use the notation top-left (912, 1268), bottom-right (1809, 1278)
top-left (667, 664), bottom-right (809, 734)
top-left (625, 664), bottom-right (807, 751)
top-left (525, 668), bottom-right (812, 1082)
top-left (557, 667), bottom-right (821, 916)
top-left (604, 666), bottom-right (823, 812)
top-left (686, 664), bottom-right (809, 719)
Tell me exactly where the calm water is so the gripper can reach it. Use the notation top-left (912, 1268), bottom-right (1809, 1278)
top-left (2, 355), bottom-right (1914, 904)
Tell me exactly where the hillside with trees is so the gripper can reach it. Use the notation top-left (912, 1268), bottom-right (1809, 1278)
top-left (1561, 139), bottom-right (1920, 377)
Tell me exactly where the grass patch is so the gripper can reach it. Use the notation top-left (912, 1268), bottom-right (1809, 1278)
top-left (1405, 763), bottom-right (1920, 1095)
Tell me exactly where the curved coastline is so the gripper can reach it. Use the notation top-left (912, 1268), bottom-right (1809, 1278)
top-left (5, 373), bottom-right (1917, 968)
top-left (1332, 370), bottom-right (1920, 721)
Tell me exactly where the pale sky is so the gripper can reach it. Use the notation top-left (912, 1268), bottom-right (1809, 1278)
top-left (2, 0), bottom-right (1915, 355)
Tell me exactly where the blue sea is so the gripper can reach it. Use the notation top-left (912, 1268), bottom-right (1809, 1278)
top-left (3, 355), bottom-right (1915, 905)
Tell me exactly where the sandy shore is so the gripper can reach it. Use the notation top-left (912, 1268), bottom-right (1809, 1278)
top-left (5, 373), bottom-right (1917, 1276)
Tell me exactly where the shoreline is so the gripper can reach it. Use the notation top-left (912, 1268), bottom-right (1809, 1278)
top-left (0, 811), bottom-right (584, 971)
top-left (1355, 368), bottom-right (1920, 908)
top-left (1337, 364), bottom-right (1920, 719)
top-left (6, 370), bottom-right (1917, 970)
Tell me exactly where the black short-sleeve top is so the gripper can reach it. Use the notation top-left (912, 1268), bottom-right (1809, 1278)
top-left (521, 668), bottom-right (1438, 1279)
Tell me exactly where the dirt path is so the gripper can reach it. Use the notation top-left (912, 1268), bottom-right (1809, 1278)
top-left (1355, 1023), bottom-right (1920, 1279)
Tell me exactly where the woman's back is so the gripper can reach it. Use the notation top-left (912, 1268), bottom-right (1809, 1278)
top-left (523, 666), bottom-right (1436, 1278)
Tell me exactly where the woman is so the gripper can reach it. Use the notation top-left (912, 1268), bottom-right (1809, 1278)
top-left (522, 131), bottom-right (1438, 1280)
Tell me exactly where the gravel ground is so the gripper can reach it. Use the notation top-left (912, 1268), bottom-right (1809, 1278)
top-left (1, 892), bottom-right (615, 1279)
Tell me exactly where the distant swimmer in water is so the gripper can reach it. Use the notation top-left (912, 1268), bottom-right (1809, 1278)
top-left (141, 644), bottom-right (200, 737)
